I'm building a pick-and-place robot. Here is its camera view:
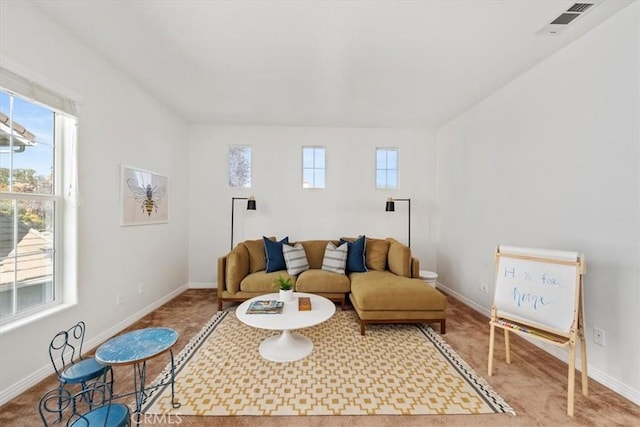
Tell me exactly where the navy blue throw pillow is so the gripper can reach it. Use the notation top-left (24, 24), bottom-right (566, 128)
top-left (264, 236), bottom-right (290, 273)
top-left (339, 235), bottom-right (367, 273)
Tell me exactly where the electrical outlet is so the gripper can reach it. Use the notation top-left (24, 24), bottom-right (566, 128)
top-left (594, 327), bottom-right (605, 346)
top-left (479, 281), bottom-right (488, 293)
top-left (116, 293), bottom-right (122, 306)
top-left (139, 282), bottom-right (145, 295)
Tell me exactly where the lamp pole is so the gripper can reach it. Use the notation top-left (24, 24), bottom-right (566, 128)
top-left (230, 196), bottom-right (256, 250)
top-left (385, 198), bottom-right (411, 247)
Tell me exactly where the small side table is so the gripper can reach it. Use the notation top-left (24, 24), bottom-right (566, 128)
top-left (96, 327), bottom-right (180, 425)
top-left (419, 270), bottom-right (438, 288)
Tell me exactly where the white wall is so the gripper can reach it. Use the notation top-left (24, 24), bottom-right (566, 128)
top-left (188, 125), bottom-right (437, 285)
top-left (436, 3), bottom-right (639, 403)
top-left (0, 2), bottom-right (189, 401)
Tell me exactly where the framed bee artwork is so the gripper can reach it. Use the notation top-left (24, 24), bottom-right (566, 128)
top-left (120, 165), bottom-right (169, 226)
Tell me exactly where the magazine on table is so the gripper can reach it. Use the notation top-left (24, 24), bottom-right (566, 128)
top-left (246, 299), bottom-right (284, 314)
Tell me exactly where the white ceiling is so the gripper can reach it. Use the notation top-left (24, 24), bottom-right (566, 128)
top-left (33, 0), bottom-right (633, 128)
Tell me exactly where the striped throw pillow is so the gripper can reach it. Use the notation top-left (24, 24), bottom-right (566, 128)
top-left (282, 243), bottom-right (310, 276)
top-left (321, 242), bottom-right (348, 275)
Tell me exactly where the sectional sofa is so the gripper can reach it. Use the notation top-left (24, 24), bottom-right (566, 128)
top-left (217, 236), bottom-right (447, 334)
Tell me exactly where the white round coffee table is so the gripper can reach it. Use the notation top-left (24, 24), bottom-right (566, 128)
top-left (236, 292), bottom-right (336, 362)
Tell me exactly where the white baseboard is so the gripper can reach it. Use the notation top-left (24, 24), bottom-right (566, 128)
top-left (187, 282), bottom-right (215, 289)
top-left (0, 363), bottom-right (54, 406)
top-left (0, 284), bottom-right (188, 406)
top-left (436, 282), bottom-right (640, 406)
top-left (83, 285), bottom-right (188, 351)
top-left (437, 283), bottom-right (491, 318)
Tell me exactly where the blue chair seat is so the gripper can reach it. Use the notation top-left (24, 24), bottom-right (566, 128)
top-left (69, 403), bottom-right (130, 427)
top-left (61, 357), bottom-right (108, 384)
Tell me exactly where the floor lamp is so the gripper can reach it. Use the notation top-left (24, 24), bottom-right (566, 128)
top-left (231, 196), bottom-right (256, 249)
top-left (385, 197), bottom-right (411, 247)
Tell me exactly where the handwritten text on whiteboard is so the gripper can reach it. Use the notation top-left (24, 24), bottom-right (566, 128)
top-left (495, 254), bottom-right (578, 333)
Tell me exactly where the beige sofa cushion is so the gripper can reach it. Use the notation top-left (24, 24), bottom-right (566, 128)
top-left (299, 240), bottom-right (336, 269)
top-left (226, 245), bottom-right (249, 294)
top-left (240, 271), bottom-right (297, 293)
top-left (366, 238), bottom-right (390, 271)
top-left (241, 237), bottom-right (273, 273)
top-left (350, 271), bottom-right (447, 311)
top-left (387, 238), bottom-right (411, 277)
top-left (296, 269), bottom-right (350, 293)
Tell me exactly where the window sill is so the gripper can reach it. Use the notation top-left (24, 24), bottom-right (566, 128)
top-left (0, 301), bottom-right (77, 335)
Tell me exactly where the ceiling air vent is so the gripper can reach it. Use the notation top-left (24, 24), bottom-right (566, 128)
top-left (536, 2), bottom-right (599, 35)
top-left (550, 13), bottom-right (581, 25)
top-left (567, 3), bottom-right (594, 13)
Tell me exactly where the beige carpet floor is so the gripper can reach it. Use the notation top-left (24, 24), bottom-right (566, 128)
top-left (1, 289), bottom-right (639, 426)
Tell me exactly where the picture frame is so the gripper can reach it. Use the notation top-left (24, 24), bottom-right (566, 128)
top-left (120, 165), bottom-right (169, 226)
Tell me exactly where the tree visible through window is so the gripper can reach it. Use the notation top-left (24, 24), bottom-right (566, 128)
top-left (376, 148), bottom-right (398, 189)
top-left (0, 90), bottom-right (57, 320)
top-left (302, 147), bottom-right (325, 189)
top-left (228, 146), bottom-right (251, 188)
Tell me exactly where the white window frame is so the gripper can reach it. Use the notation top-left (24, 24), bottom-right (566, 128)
top-left (227, 145), bottom-right (252, 188)
top-left (302, 146), bottom-right (325, 189)
top-left (0, 68), bottom-right (77, 331)
top-left (376, 147), bottom-right (399, 189)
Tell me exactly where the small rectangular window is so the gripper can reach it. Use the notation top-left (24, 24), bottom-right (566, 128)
top-left (302, 147), bottom-right (325, 189)
top-left (228, 145), bottom-right (251, 188)
top-left (376, 148), bottom-right (398, 189)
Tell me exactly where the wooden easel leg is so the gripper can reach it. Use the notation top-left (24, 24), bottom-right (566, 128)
top-left (580, 332), bottom-right (589, 396)
top-left (568, 342), bottom-right (576, 417)
top-left (488, 323), bottom-right (495, 376)
top-left (578, 278), bottom-right (588, 397)
top-left (504, 329), bottom-right (511, 364)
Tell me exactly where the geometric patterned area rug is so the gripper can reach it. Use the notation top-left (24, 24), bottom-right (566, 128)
top-left (142, 310), bottom-right (515, 416)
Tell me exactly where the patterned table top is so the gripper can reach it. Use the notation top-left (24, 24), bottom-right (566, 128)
top-left (96, 327), bottom-right (178, 365)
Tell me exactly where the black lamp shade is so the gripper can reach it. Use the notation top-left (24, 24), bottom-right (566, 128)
top-left (385, 200), bottom-right (395, 212)
top-left (247, 197), bottom-right (256, 210)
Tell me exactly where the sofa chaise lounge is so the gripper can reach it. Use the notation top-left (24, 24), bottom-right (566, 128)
top-left (217, 236), bottom-right (447, 334)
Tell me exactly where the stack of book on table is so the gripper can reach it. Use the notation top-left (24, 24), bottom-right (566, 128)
top-left (246, 300), bottom-right (284, 314)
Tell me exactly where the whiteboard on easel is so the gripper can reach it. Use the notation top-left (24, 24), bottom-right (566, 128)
top-left (494, 246), bottom-right (582, 335)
